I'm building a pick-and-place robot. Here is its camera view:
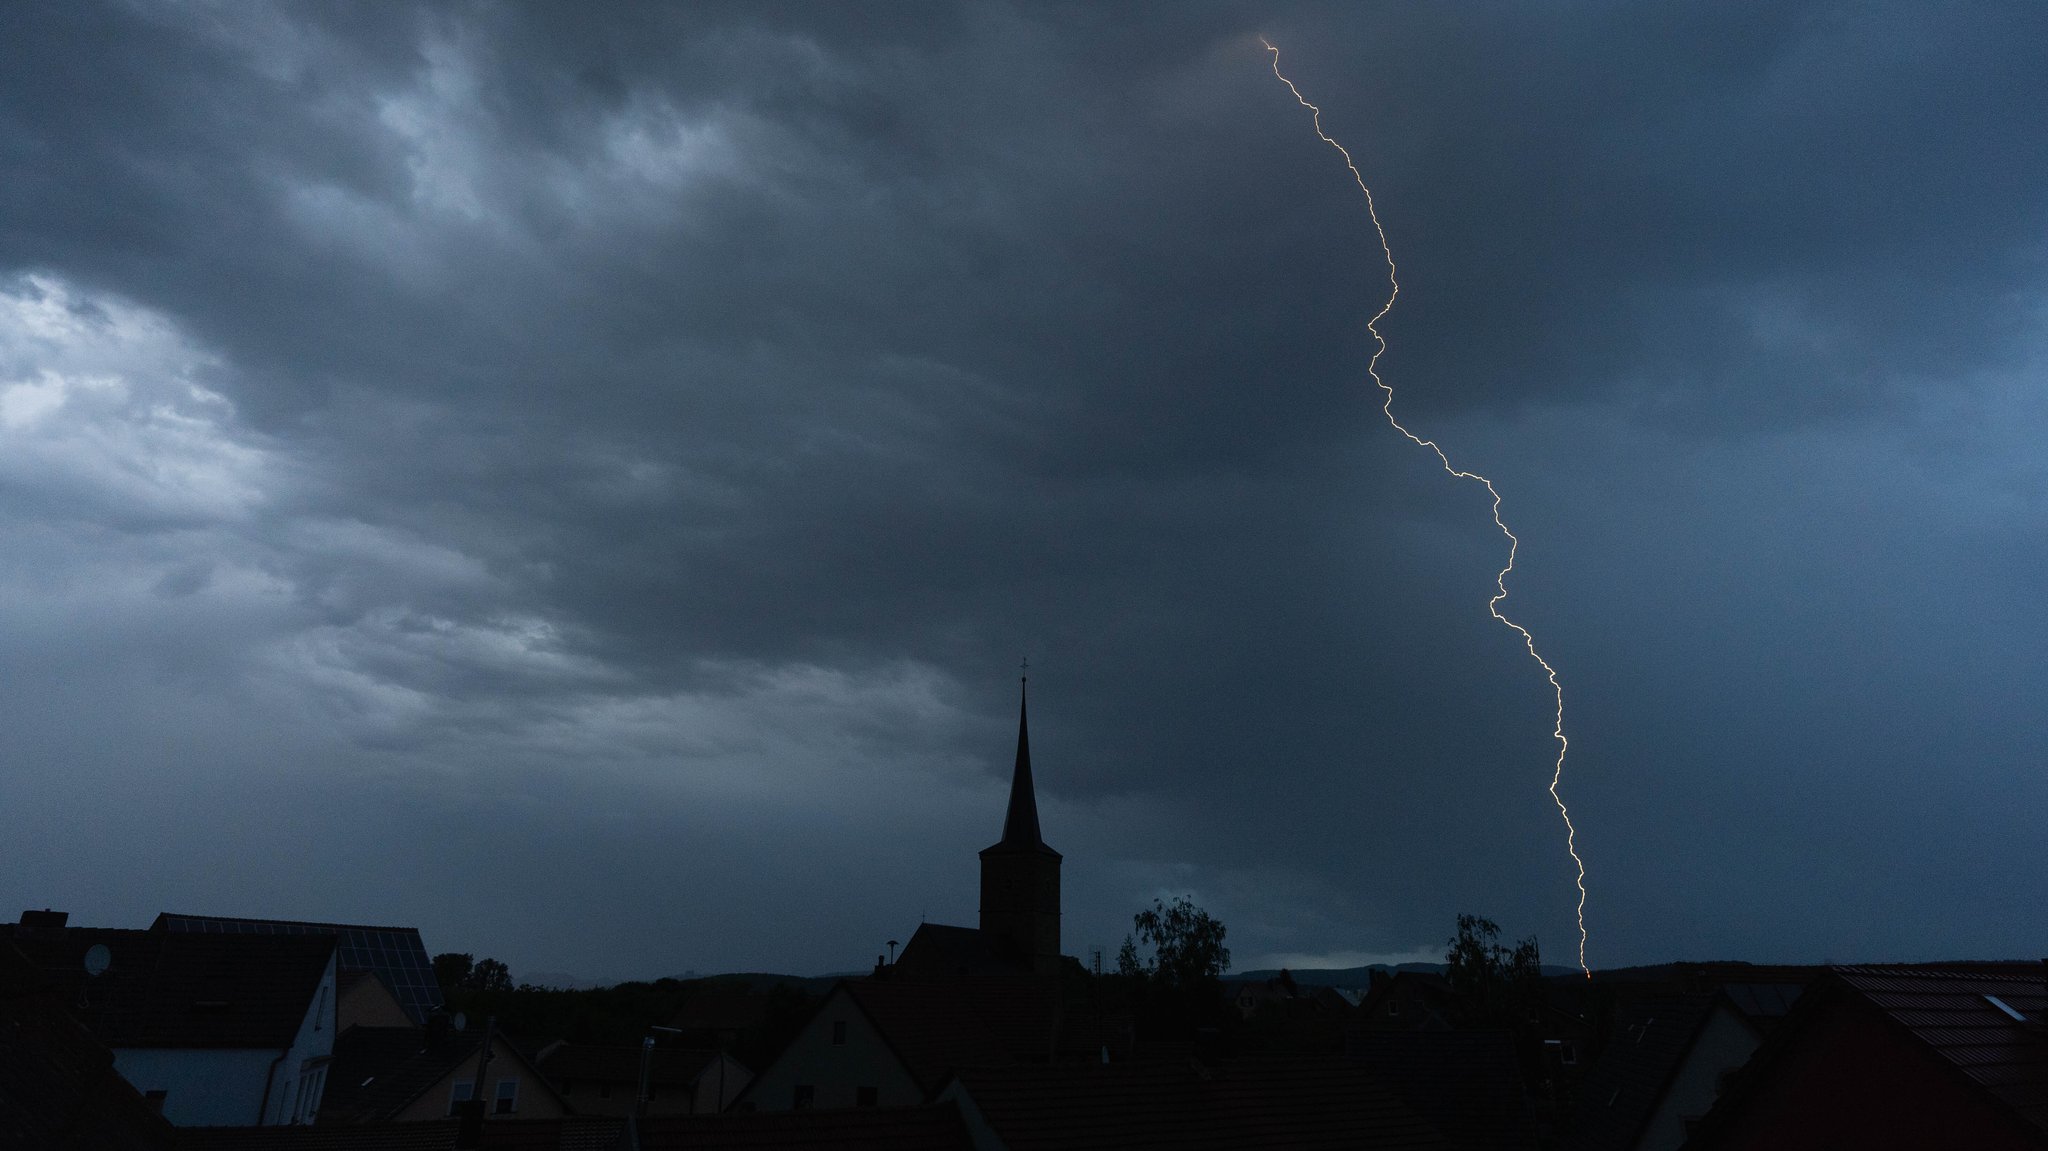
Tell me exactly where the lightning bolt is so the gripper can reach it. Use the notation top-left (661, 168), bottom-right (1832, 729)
top-left (1260, 38), bottom-right (1590, 977)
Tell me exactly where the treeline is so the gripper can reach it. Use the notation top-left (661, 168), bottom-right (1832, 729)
top-left (433, 957), bottom-right (820, 1069)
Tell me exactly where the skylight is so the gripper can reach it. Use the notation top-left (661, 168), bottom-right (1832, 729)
top-left (1984, 994), bottom-right (2028, 1022)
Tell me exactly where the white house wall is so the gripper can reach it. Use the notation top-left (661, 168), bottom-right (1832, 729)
top-left (266, 951), bottom-right (339, 1124)
top-left (1637, 1005), bottom-right (1762, 1151)
top-left (113, 1048), bottom-right (282, 1127)
top-left (112, 951), bottom-right (338, 1126)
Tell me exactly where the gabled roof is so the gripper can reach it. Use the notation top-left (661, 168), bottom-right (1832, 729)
top-left (840, 979), bottom-right (1026, 1091)
top-left (1833, 965), bottom-right (2048, 1134)
top-left (319, 1025), bottom-right (560, 1123)
top-left (1561, 993), bottom-right (1734, 1151)
top-left (174, 1105), bottom-right (975, 1150)
top-left (894, 923), bottom-right (1033, 977)
top-left (154, 913), bottom-right (442, 1025)
top-left (1355, 971), bottom-right (1456, 1030)
top-left (638, 1103), bottom-right (975, 1149)
top-left (737, 973), bottom-right (1072, 1109)
top-left (535, 1042), bottom-right (729, 1088)
top-left (945, 1056), bottom-right (1452, 1150)
top-left (1348, 1030), bottom-right (1540, 1150)
top-left (0, 925), bottom-right (332, 1049)
top-left (1684, 964), bottom-right (2048, 1149)
top-left (0, 941), bottom-right (175, 1150)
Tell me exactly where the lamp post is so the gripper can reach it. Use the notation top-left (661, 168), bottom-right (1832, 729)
top-left (637, 1024), bottom-right (683, 1116)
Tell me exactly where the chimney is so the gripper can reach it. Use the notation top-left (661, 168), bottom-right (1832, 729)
top-left (18, 909), bottom-right (68, 938)
top-left (453, 1099), bottom-right (485, 1147)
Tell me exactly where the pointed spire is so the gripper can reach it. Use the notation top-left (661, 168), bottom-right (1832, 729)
top-left (999, 672), bottom-right (1044, 848)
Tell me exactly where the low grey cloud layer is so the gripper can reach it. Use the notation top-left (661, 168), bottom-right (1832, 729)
top-left (3, 2), bottom-right (2044, 978)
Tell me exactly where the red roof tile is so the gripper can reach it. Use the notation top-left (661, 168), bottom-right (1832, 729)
top-left (947, 1056), bottom-right (1452, 1150)
top-left (1831, 965), bottom-right (2048, 1134)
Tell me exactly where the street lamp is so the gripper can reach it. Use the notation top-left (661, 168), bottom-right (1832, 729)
top-left (637, 1024), bottom-right (682, 1116)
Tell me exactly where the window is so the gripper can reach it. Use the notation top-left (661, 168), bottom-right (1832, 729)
top-left (299, 1067), bottom-right (327, 1122)
top-left (831, 1020), bottom-right (848, 1046)
top-left (856, 1086), bottom-right (878, 1107)
top-left (449, 1080), bottom-right (474, 1116)
top-left (495, 1079), bottom-right (518, 1115)
top-left (793, 1085), bottom-right (815, 1110)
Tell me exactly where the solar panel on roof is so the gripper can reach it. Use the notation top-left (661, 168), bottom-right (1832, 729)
top-left (155, 913), bottom-right (445, 1024)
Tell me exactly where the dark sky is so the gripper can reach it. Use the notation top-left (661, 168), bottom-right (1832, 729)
top-left (4, 2), bottom-right (2044, 980)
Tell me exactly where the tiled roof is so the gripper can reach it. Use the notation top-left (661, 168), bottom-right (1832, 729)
top-left (319, 1025), bottom-right (453, 1121)
top-left (173, 1106), bottom-right (974, 1151)
top-left (1717, 982), bottom-right (1805, 1024)
top-left (638, 1103), bottom-right (975, 1149)
top-left (0, 926), bottom-right (332, 1049)
top-left (319, 1025), bottom-right (556, 1122)
top-left (894, 924), bottom-right (1032, 977)
top-left (1590, 964), bottom-right (1820, 1031)
top-left (841, 978), bottom-right (1024, 1090)
top-left (536, 1042), bottom-right (724, 1087)
top-left (155, 913), bottom-right (443, 1025)
top-left (1348, 1030), bottom-right (1540, 1150)
top-left (176, 1118), bottom-right (633, 1150)
top-left (1560, 994), bottom-right (1721, 1151)
top-left (1355, 971), bottom-right (1456, 1030)
top-left (947, 1056), bottom-right (1452, 1150)
top-left (1832, 965), bottom-right (2048, 1135)
top-left (175, 1121), bottom-right (486, 1151)
top-left (0, 941), bottom-right (175, 1150)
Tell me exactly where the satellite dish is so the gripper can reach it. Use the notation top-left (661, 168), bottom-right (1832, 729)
top-left (452, 1012), bottom-right (469, 1032)
top-left (83, 944), bottom-right (111, 977)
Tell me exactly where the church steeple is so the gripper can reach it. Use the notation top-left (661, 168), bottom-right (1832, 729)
top-left (980, 668), bottom-right (1062, 973)
top-left (998, 677), bottom-right (1044, 848)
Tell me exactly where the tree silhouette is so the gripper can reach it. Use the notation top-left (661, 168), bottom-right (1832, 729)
top-left (1444, 914), bottom-right (1541, 1021)
top-left (1118, 896), bottom-right (1230, 987)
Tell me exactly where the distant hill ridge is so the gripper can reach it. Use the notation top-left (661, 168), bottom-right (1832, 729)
top-left (1233, 962), bottom-right (1582, 986)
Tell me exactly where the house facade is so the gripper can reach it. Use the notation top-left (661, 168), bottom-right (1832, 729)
top-left (2, 910), bottom-right (337, 1126)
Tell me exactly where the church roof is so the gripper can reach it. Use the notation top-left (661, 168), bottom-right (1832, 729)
top-left (986, 680), bottom-right (1059, 857)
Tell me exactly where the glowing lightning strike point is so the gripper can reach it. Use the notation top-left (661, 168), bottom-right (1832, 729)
top-left (1261, 38), bottom-right (1590, 977)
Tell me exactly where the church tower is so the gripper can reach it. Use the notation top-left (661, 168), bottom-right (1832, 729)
top-left (979, 677), bottom-right (1062, 973)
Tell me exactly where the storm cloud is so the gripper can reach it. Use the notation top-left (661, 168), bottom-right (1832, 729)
top-left (3, 1), bottom-right (2044, 978)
